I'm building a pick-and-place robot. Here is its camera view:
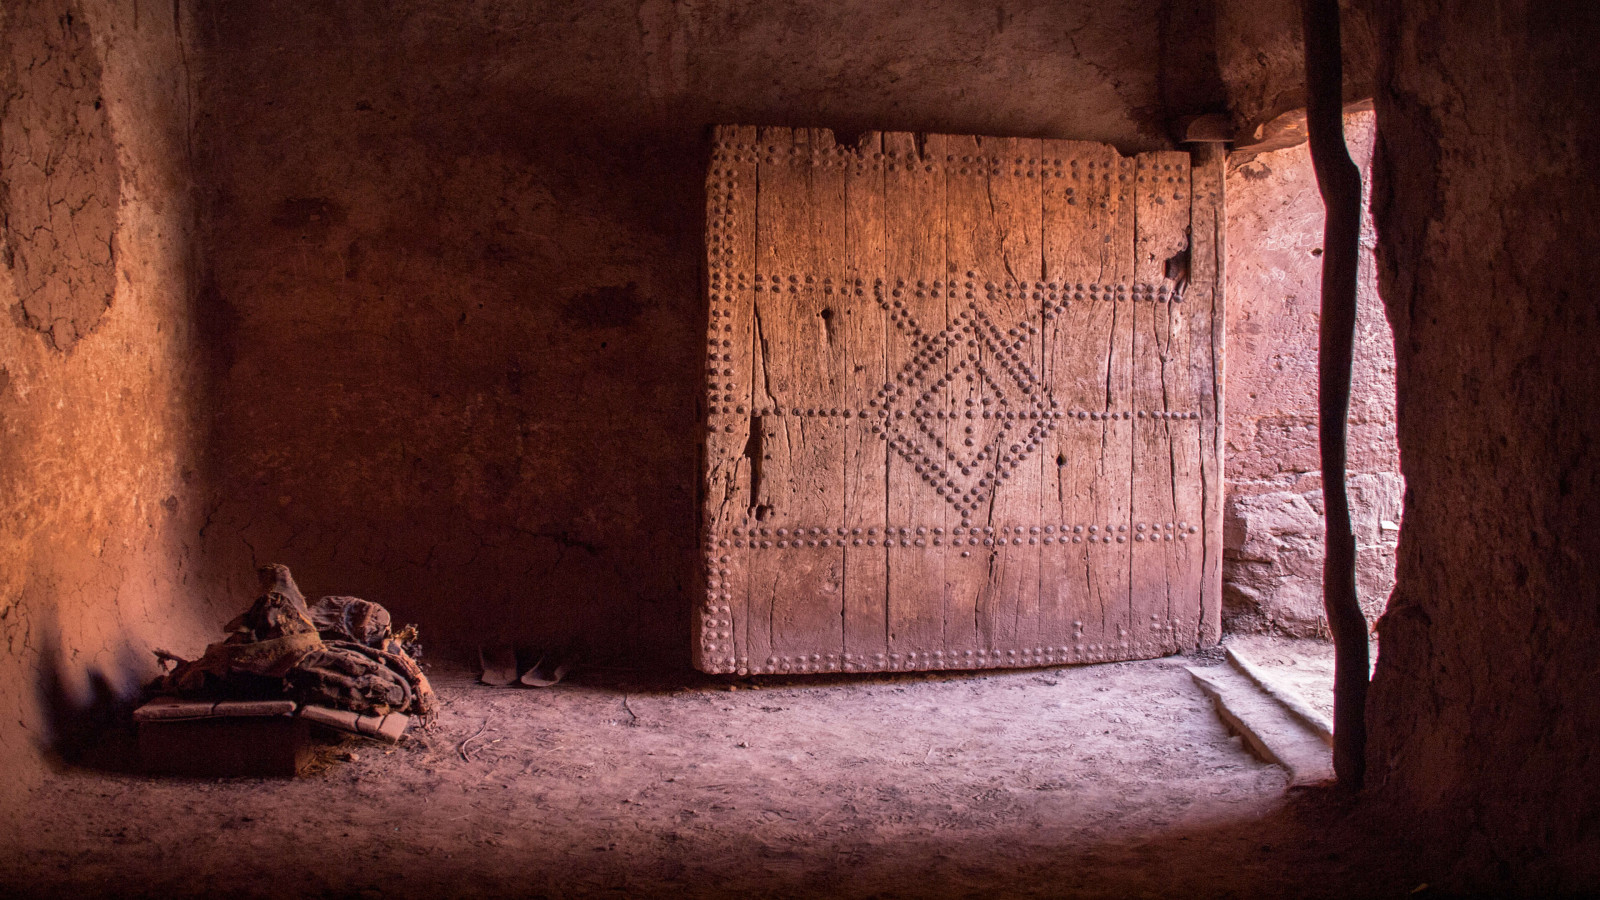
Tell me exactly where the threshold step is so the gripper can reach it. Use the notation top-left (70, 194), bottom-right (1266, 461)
top-left (1226, 646), bottom-right (1334, 746)
top-left (1187, 664), bottom-right (1333, 787)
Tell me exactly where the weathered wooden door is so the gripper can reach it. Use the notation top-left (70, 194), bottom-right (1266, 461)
top-left (697, 126), bottom-right (1222, 676)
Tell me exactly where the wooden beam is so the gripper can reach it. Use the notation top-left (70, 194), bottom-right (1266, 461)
top-left (1304, 0), bottom-right (1368, 790)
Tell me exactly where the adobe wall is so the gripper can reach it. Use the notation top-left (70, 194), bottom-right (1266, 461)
top-left (1222, 110), bottom-right (1400, 635)
top-left (1213, 0), bottom-right (1375, 147)
top-left (1365, 0), bottom-right (1600, 888)
top-left (0, 0), bottom-right (218, 802)
top-left (191, 0), bottom-right (1176, 665)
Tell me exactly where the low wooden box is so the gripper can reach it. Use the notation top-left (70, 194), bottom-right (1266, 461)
top-left (135, 699), bottom-right (310, 777)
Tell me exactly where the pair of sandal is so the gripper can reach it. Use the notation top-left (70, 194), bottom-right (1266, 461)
top-left (478, 645), bottom-right (578, 688)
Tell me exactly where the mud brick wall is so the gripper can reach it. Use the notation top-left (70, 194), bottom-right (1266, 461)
top-left (1222, 110), bottom-right (1400, 635)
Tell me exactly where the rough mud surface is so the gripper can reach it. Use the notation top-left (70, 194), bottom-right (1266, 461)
top-left (0, 0), bottom-right (120, 350)
top-left (0, 657), bottom-right (1423, 899)
top-left (1212, 0), bottom-right (1375, 141)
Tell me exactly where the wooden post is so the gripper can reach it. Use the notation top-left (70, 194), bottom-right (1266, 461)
top-left (1303, 0), bottom-right (1368, 789)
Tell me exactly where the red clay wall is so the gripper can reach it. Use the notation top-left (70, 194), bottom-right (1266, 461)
top-left (0, 0), bottom-right (218, 802)
top-left (1222, 110), bottom-right (1400, 635)
top-left (1366, 0), bottom-right (1600, 888)
top-left (191, 1), bottom-right (1177, 665)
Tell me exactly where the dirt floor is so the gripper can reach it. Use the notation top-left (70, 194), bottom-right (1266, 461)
top-left (0, 641), bottom-right (1428, 899)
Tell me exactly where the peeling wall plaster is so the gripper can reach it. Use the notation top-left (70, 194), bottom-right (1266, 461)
top-left (1, 2), bottom-right (120, 350)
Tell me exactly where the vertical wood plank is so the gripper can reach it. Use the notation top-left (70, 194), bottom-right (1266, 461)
top-left (806, 129), bottom-right (851, 671)
top-left (1189, 144), bottom-right (1226, 646)
top-left (956, 136), bottom-right (1046, 661)
top-left (881, 131), bottom-right (948, 668)
top-left (698, 125), bottom-right (758, 674)
top-left (1041, 141), bottom-right (1121, 661)
top-left (743, 129), bottom-right (787, 673)
top-left (1132, 151), bottom-right (1196, 655)
top-left (1041, 145), bottom-right (1136, 664)
top-left (750, 127), bottom-right (849, 672)
top-left (942, 135), bottom-right (996, 660)
top-left (840, 133), bottom-right (889, 669)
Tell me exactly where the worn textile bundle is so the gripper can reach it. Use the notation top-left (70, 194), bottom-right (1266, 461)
top-left (156, 564), bottom-right (435, 721)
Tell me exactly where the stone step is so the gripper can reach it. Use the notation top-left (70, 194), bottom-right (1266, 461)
top-left (1188, 663), bottom-right (1334, 787)
top-left (1226, 645), bottom-right (1334, 746)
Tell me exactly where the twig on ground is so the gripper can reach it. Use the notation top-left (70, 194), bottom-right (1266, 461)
top-left (458, 718), bottom-right (492, 761)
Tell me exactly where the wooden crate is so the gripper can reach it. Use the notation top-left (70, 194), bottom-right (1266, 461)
top-left (135, 699), bottom-right (310, 777)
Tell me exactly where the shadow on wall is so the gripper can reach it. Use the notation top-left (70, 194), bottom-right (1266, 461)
top-left (33, 618), bottom-right (147, 774)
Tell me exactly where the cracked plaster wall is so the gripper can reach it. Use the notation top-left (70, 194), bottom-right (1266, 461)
top-left (0, 0), bottom-right (218, 806)
top-left (1222, 109), bottom-right (1400, 635)
top-left (1, 1), bottom-right (117, 350)
top-left (192, 0), bottom-right (1174, 664)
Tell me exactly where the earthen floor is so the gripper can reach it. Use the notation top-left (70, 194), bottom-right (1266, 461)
top-left (2, 647), bottom-right (1421, 899)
